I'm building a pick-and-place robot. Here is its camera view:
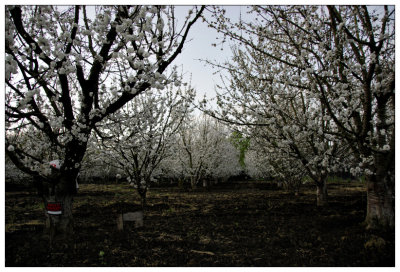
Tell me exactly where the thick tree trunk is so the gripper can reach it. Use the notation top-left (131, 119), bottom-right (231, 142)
top-left (316, 180), bottom-right (328, 206)
top-left (363, 92), bottom-right (395, 230)
top-left (41, 175), bottom-right (76, 244)
top-left (365, 173), bottom-right (395, 230)
top-left (44, 194), bottom-right (74, 239)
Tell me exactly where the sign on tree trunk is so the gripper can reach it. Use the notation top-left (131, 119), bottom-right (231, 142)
top-left (46, 202), bottom-right (62, 215)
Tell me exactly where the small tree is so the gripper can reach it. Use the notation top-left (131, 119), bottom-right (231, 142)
top-left (201, 42), bottom-right (347, 205)
top-left (98, 85), bottom-right (194, 207)
top-left (246, 140), bottom-right (307, 195)
top-left (166, 114), bottom-right (241, 189)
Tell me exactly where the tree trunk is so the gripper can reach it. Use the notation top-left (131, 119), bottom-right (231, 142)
top-left (41, 174), bottom-right (76, 244)
top-left (190, 176), bottom-right (197, 190)
top-left (140, 196), bottom-right (147, 210)
top-left (137, 187), bottom-right (147, 210)
top-left (363, 91), bottom-right (395, 230)
top-left (316, 181), bottom-right (328, 206)
top-left (365, 173), bottom-right (395, 230)
top-left (44, 194), bottom-right (74, 241)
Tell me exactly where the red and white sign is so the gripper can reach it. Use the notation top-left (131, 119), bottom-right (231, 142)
top-left (46, 202), bottom-right (62, 215)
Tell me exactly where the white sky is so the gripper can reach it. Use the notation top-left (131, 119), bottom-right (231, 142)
top-left (173, 6), bottom-right (249, 104)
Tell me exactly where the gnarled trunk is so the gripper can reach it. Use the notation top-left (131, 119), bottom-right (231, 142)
top-left (365, 173), bottom-right (394, 230)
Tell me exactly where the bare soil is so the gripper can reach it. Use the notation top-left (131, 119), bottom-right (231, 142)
top-left (5, 181), bottom-right (395, 266)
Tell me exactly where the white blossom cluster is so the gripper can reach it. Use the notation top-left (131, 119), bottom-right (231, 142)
top-left (160, 114), bottom-right (242, 187)
top-left (201, 5), bottom-right (394, 183)
top-left (5, 5), bottom-right (204, 181)
top-left (92, 82), bottom-right (195, 197)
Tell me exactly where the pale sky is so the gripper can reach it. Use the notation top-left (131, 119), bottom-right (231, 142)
top-left (173, 6), bottom-right (249, 105)
top-left (171, 4), bottom-right (395, 109)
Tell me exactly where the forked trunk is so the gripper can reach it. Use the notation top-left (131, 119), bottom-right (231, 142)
top-left (365, 174), bottom-right (394, 230)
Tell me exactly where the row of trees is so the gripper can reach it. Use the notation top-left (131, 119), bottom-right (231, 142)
top-left (89, 93), bottom-right (243, 206)
top-left (201, 5), bottom-right (394, 228)
top-left (5, 5), bottom-right (394, 245)
top-left (5, 93), bottom-right (245, 203)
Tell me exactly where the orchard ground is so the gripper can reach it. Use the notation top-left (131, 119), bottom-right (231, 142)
top-left (5, 179), bottom-right (394, 266)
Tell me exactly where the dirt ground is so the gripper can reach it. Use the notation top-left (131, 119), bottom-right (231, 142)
top-left (5, 181), bottom-right (395, 266)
